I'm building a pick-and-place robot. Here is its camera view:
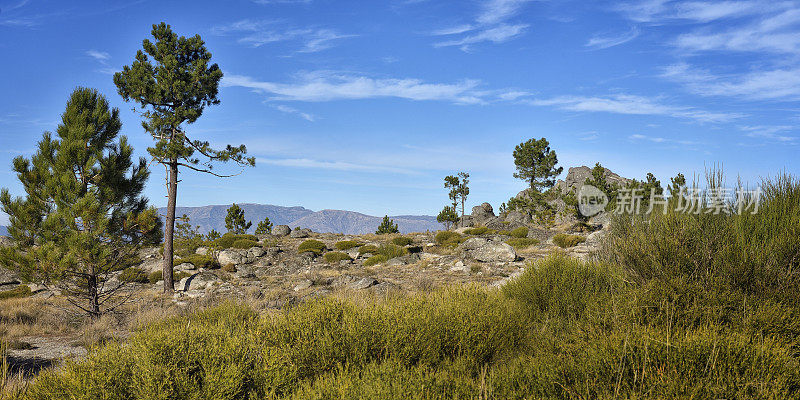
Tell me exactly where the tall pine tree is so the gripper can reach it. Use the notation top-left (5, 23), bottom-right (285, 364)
top-left (0, 88), bottom-right (161, 317)
top-left (114, 23), bottom-right (255, 293)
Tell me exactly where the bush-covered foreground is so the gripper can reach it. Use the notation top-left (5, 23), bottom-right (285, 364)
top-left (8, 174), bottom-right (800, 399)
top-left (11, 251), bottom-right (800, 399)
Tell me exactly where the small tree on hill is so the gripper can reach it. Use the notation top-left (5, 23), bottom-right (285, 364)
top-left (456, 172), bottom-right (470, 226)
top-left (0, 88), bottom-right (161, 317)
top-left (513, 138), bottom-right (563, 192)
top-left (443, 172), bottom-right (470, 227)
top-left (114, 22), bottom-right (255, 294)
top-left (376, 215), bottom-right (399, 234)
top-left (254, 217), bottom-right (273, 236)
top-left (437, 206), bottom-right (458, 230)
top-left (225, 203), bottom-right (251, 234)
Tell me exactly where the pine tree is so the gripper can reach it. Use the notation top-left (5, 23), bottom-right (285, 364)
top-left (456, 172), bottom-right (470, 227)
top-left (114, 22), bottom-right (255, 293)
top-left (0, 88), bottom-right (161, 317)
top-left (443, 173), bottom-right (469, 227)
top-left (254, 217), bottom-right (273, 236)
top-left (225, 203), bottom-right (251, 234)
top-left (376, 215), bottom-right (399, 234)
top-left (513, 138), bottom-right (563, 192)
top-left (437, 206), bottom-right (458, 230)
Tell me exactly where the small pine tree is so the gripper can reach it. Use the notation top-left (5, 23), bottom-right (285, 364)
top-left (443, 172), bottom-right (470, 227)
top-left (376, 215), bottom-right (399, 234)
top-left (225, 203), bottom-right (251, 234)
top-left (205, 229), bottom-right (221, 241)
top-left (437, 206), bottom-right (458, 230)
top-left (513, 138), bottom-right (563, 192)
top-left (0, 88), bottom-right (161, 317)
top-left (254, 217), bottom-right (273, 236)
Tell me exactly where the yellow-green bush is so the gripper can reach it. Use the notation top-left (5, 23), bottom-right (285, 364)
top-left (463, 226), bottom-right (493, 235)
top-left (0, 285), bottom-right (31, 300)
top-left (506, 237), bottom-right (539, 249)
top-left (213, 233), bottom-right (258, 249)
top-left (358, 244), bottom-right (379, 254)
top-left (377, 244), bottom-right (406, 259)
top-left (175, 254), bottom-right (220, 269)
top-left (232, 239), bottom-right (258, 249)
top-left (435, 231), bottom-right (464, 247)
top-left (390, 236), bottom-right (413, 246)
top-left (324, 252), bottom-right (352, 263)
top-left (509, 227), bottom-right (529, 238)
top-left (148, 270), bottom-right (162, 283)
top-left (363, 255), bottom-right (388, 266)
top-left (298, 239), bottom-right (326, 256)
top-left (552, 233), bottom-right (586, 248)
top-left (335, 240), bottom-right (363, 251)
top-left (118, 267), bottom-right (148, 283)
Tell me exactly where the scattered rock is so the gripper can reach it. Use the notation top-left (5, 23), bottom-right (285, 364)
top-left (348, 277), bottom-right (378, 290)
top-left (195, 247), bottom-right (209, 255)
top-left (290, 228), bottom-right (312, 238)
top-left (176, 272), bottom-right (221, 292)
top-left (293, 279), bottom-right (313, 291)
top-left (472, 242), bottom-right (517, 263)
top-left (271, 225), bottom-right (291, 237)
top-left (0, 266), bottom-right (20, 287)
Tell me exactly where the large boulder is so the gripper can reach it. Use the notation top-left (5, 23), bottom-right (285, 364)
top-left (471, 242), bottom-right (517, 263)
top-left (553, 165), bottom-right (631, 194)
top-left (176, 272), bottom-right (221, 292)
top-left (271, 225), bottom-right (291, 237)
top-left (290, 227), bottom-right (312, 238)
top-left (217, 249), bottom-right (257, 266)
top-left (0, 266), bottom-right (20, 287)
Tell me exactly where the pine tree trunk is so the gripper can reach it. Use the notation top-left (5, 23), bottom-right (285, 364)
top-left (162, 161), bottom-right (178, 294)
top-left (89, 274), bottom-right (100, 318)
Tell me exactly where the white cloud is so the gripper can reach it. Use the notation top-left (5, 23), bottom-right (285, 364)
top-left (211, 20), bottom-right (354, 52)
top-left (629, 133), bottom-right (701, 145)
top-left (477, 0), bottom-right (534, 25)
top-left (434, 24), bottom-right (528, 48)
top-left (257, 158), bottom-right (416, 174)
top-left (223, 71), bottom-right (487, 104)
top-left (662, 63), bottom-right (800, 100)
top-left (527, 93), bottom-right (741, 122)
top-left (740, 125), bottom-right (797, 142)
top-left (273, 104), bottom-right (315, 121)
top-left (86, 50), bottom-right (110, 62)
top-left (619, 0), bottom-right (769, 23)
top-left (675, 8), bottom-right (800, 54)
top-left (586, 27), bottom-right (640, 49)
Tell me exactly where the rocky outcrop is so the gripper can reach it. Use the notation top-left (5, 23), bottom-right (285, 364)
top-left (553, 166), bottom-right (631, 194)
top-left (271, 225), bottom-right (291, 236)
top-left (290, 227), bottom-right (312, 238)
top-left (459, 238), bottom-right (517, 263)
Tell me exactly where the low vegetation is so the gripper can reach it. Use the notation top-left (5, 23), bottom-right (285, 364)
top-left (463, 226), bottom-right (493, 235)
top-left (358, 244), bottom-right (379, 254)
top-left (552, 233), bottom-right (586, 248)
top-left (434, 231), bottom-right (464, 247)
top-left (390, 236), bottom-right (413, 246)
top-left (174, 254), bottom-right (220, 269)
top-left (334, 240), bottom-right (363, 251)
top-left (505, 237), bottom-right (539, 249)
top-left (297, 240), bottom-right (326, 256)
top-left (323, 252), bottom-right (352, 264)
top-left (118, 267), bottom-right (149, 284)
top-left (0, 286), bottom-right (31, 301)
top-left (231, 239), bottom-right (258, 249)
top-left (363, 255), bottom-right (389, 267)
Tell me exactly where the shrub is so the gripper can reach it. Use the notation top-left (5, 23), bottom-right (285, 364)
top-left (212, 233), bottom-right (259, 249)
top-left (377, 244), bottom-right (407, 259)
top-left (391, 236), bottom-right (413, 246)
top-left (0, 285), bottom-right (31, 300)
top-left (335, 240), bottom-right (363, 251)
top-left (118, 267), bottom-right (148, 283)
top-left (148, 271), bottom-right (162, 284)
top-left (364, 254), bottom-right (389, 266)
top-left (298, 239), bottom-right (326, 256)
top-left (464, 226), bottom-right (493, 235)
top-left (358, 244), bottom-right (379, 254)
top-left (174, 271), bottom-right (192, 282)
top-left (324, 252), bottom-right (352, 264)
top-left (222, 263), bottom-right (237, 273)
top-left (506, 237), bottom-right (539, 249)
top-left (509, 227), bottom-right (529, 238)
top-left (232, 239), bottom-right (258, 249)
top-left (552, 233), bottom-right (586, 248)
top-left (175, 254), bottom-right (220, 269)
top-left (435, 231), bottom-right (464, 247)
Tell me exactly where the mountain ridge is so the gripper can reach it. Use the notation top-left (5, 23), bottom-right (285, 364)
top-left (158, 204), bottom-right (441, 235)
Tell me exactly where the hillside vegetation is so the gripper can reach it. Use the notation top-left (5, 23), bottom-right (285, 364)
top-left (6, 175), bottom-right (800, 399)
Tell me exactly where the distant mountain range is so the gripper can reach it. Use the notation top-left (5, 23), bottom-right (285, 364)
top-left (158, 204), bottom-right (442, 235)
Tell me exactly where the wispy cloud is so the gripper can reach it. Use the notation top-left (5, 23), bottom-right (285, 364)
top-left (527, 93), bottom-right (742, 122)
top-left (618, 0), bottom-right (766, 23)
top-left (257, 157), bottom-right (416, 174)
top-left (86, 50), bottom-right (110, 62)
top-left (662, 63), bottom-right (800, 100)
top-left (223, 71), bottom-right (488, 104)
top-left (675, 8), bottom-right (800, 54)
top-left (740, 125), bottom-right (797, 142)
top-left (586, 27), bottom-right (640, 49)
top-left (273, 104), bottom-right (315, 121)
top-left (429, 0), bottom-right (535, 50)
top-left (211, 19), bottom-right (354, 53)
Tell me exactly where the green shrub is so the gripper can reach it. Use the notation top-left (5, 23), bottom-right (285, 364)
top-left (377, 244), bottom-right (407, 259)
top-left (232, 239), bottom-right (258, 249)
top-left (213, 233), bottom-right (258, 249)
top-left (335, 240), bottom-right (363, 251)
top-left (0, 285), bottom-right (31, 300)
top-left (363, 255), bottom-right (389, 266)
top-left (324, 252), bottom-right (352, 263)
top-left (358, 244), bottom-right (379, 254)
top-left (509, 227), bottom-right (529, 238)
top-left (435, 231), bottom-right (464, 247)
top-left (175, 254), bottom-right (220, 269)
top-left (222, 263), bottom-right (237, 273)
top-left (174, 271), bottom-right (192, 282)
top-left (552, 233), bottom-right (586, 248)
top-left (298, 239), bottom-right (326, 256)
top-left (148, 270), bottom-right (162, 283)
top-left (506, 237), bottom-right (539, 249)
top-left (391, 236), bottom-right (413, 246)
top-left (118, 267), bottom-right (148, 283)
top-left (464, 226), bottom-right (494, 235)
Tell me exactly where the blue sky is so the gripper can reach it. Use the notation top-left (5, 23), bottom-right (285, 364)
top-left (1, 0), bottom-right (799, 224)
